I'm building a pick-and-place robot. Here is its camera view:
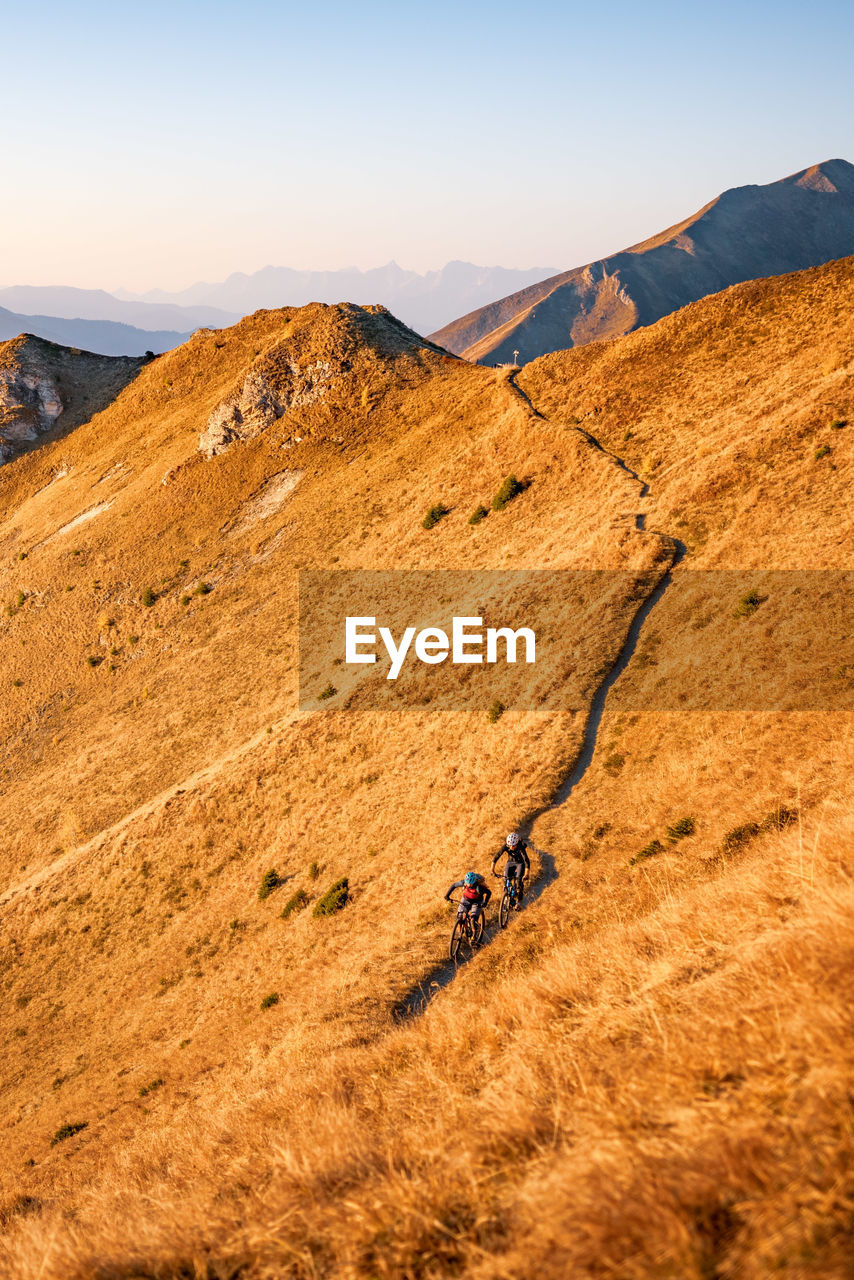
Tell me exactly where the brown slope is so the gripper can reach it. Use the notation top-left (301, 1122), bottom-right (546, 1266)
top-left (431, 158), bottom-right (854, 363)
top-left (0, 264), bottom-right (853, 1279)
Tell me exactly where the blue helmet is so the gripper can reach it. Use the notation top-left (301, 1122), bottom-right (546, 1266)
top-left (464, 871), bottom-right (479, 887)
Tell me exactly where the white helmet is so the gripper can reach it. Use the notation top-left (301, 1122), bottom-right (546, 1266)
top-left (506, 832), bottom-right (521, 849)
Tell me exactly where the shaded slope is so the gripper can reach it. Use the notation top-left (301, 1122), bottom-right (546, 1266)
top-left (431, 158), bottom-right (854, 363)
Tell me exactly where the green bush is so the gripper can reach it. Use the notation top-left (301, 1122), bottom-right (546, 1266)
top-left (139, 1077), bottom-right (163, 1098)
top-left (666, 816), bottom-right (696, 841)
top-left (630, 839), bottom-right (663, 866)
top-left (86, 655), bottom-right (103, 668)
top-left (468, 505), bottom-right (488, 526)
top-left (180, 595), bottom-right (191, 606)
top-left (317, 683), bottom-right (337, 701)
top-left (491, 474), bottom-right (524, 511)
top-left (603, 753), bottom-right (625, 775)
top-left (142, 587), bottom-right (156, 607)
top-left (814, 443), bottom-right (832, 461)
top-left (308, 860), bottom-right (320, 880)
top-left (260, 992), bottom-right (280, 1009)
top-left (51, 1122), bottom-right (88, 1146)
top-left (830, 418), bottom-right (846, 430)
top-left (760, 805), bottom-right (798, 832)
top-left (281, 888), bottom-right (310, 919)
top-left (720, 821), bottom-right (759, 856)
top-left (312, 877), bottom-right (349, 917)
top-left (257, 869), bottom-right (282, 900)
top-left (733, 589), bottom-right (763, 618)
top-left (422, 503), bottom-right (450, 530)
top-left (129, 635), bottom-right (140, 645)
top-left (193, 581), bottom-right (213, 596)
top-left (487, 700), bottom-right (505, 723)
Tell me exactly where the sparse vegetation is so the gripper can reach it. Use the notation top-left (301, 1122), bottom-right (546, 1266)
top-left (422, 502), bottom-right (450, 530)
top-left (308, 860), bottom-right (320, 881)
top-left (666, 816), bottom-right (696, 841)
top-left (138, 1078), bottom-right (163, 1098)
top-left (468, 505), bottom-right (488, 525)
top-left (193, 582), bottom-right (213, 596)
top-left (629, 838), bottom-right (664, 866)
top-left (603, 752), bottom-right (625, 775)
top-left (257, 869), bottom-right (282, 901)
top-left (814, 443), bottom-right (832, 460)
top-left (487, 699), bottom-right (505, 723)
top-left (281, 888), bottom-right (310, 919)
top-left (733, 589), bottom-right (764, 617)
top-left (317, 683), bottom-right (337, 700)
top-left (260, 992), bottom-right (280, 1009)
top-left (491, 474), bottom-right (524, 510)
top-left (141, 587), bottom-right (156, 607)
top-left (830, 417), bottom-right (846, 429)
top-left (312, 877), bottom-right (349, 917)
top-left (51, 1122), bottom-right (88, 1147)
top-left (86, 655), bottom-right (103, 668)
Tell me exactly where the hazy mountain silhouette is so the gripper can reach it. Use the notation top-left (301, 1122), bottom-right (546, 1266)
top-left (430, 159), bottom-right (854, 363)
top-left (0, 287), bottom-right (237, 333)
top-left (0, 305), bottom-right (190, 356)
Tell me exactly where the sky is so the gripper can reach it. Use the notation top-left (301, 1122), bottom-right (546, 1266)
top-left (2, 0), bottom-right (853, 292)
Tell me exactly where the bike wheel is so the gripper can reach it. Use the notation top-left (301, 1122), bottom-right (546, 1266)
top-left (499, 890), bottom-right (511, 929)
top-left (474, 913), bottom-right (485, 945)
top-left (450, 919), bottom-right (465, 962)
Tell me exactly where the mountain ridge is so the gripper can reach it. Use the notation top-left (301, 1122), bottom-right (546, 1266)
top-left (430, 158), bottom-right (854, 363)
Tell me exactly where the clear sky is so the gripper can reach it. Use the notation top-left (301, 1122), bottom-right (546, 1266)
top-left (3, 0), bottom-right (853, 291)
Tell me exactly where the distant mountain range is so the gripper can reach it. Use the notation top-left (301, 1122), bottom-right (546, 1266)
top-left (430, 158), bottom-right (854, 363)
top-left (0, 304), bottom-right (190, 358)
top-left (115, 262), bottom-right (559, 339)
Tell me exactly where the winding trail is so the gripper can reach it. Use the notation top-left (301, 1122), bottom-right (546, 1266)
top-left (396, 375), bottom-right (685, 1017)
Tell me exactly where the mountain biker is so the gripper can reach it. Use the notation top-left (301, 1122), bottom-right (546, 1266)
top-left (444, 870), bottom-right (491, 925)
top-left (492, 831), bottom-right (530, 908)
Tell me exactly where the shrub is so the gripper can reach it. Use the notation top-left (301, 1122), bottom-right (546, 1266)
top-left (760, 805), bottom-right (798, 832)
top-left (138, 1077), bottom-right (163, 1097)
top-left (468, 505), bottom-right (488, 526)
top-left (312, 877), bottom-right (349, 917)
top-left (487, 700), bottom-right (505, 723)
top-left (604, 753), bottom-right (625, 775)
top-left (281, 888), bottom-right (310, 919)
top-left (308, 860), bottom-right (320, 880)
top-left (51, 1122), bottom-right (88, 1146)
top-left (144, 350), bottom-right (155, 362)
top-left (193, 582), bottom-right (213, 596)
top-left (422, 503), bottom-right (450, 530)
top-left (720, 821), bottom-right (760, 856)
top-left (257, 869), bottom-right (282, 901)
top-left (180, 595), bottom-right (191, 606)
top-left (317, 683), bottom-right (337, 701)
top-left (491, 474), bottom-right (524, 511)
top-left (86, 655), bottom-right (103, 668)
top-left (129, 635), bottom-right (140, 645)
top-left (630, 839), bottom-right (663, 866)
top-left (666, 816), bottom-right (696, 841)
top-left (261, 992), bottom-right (280, 1009)
top-left (142, 587), bottom-right (156, 607)
top-left (15, 591), bottom-right (25, 608)
top-left (12, 679), bottom-right (22, 687)
top-left (592, 822), bottom-right (611, 839)
top-left (814, 443), bottom-right (832, 461)
top-left (830, 418), bottom-right (846, 429)
top-left (733, 589), bottom-right (763, 618)
top-left (18, 551), bottom-right (27, 561)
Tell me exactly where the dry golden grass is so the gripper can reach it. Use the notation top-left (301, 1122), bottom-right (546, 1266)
top-left (0, 267), bottom-right (851, 1277)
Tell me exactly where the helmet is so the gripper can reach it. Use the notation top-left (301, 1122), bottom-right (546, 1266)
top-left (464, 871), bottom-right (479, 887)
top-left (506, 832), bottom-right (521, 849)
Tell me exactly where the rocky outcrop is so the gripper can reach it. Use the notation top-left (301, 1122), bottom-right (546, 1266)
top-left (200, 360), bottom-right (337, 457)
top-left (0, 361), bottom-right (64, 463)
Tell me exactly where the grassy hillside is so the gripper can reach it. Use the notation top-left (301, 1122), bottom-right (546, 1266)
top-left (0, 266), bottom-right (851, 1278)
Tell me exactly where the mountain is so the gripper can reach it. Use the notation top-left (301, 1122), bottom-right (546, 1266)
top-left (118, 260), bottom-right (558, 336)
top-left (0, 264), bottom-right (852, 1279)
top-left (0, 286), bottom-right (238, 333)
top-left (430, 158), bottom-right (854, 362)
top-left (0, 305), bottom-right (190, 357)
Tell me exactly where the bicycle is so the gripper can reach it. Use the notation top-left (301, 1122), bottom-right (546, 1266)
top-left (495, 868), bottom-right (525, 929)
top-left (448, 896), bottom-right (486, 962)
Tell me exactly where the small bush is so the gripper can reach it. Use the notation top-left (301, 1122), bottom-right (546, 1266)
top-left (312, 877), bottom-right (349, 917)
top-left (18, 551), bottom-right (27, 561)
top-left (261, 992), bottom-right (280, 1009)
top-left (604, 753), bottom-right (625, 775)
top-left (814, 443), bottom-right (832, 461)
top-left (468, 505), bottom-right (488, 526)
top-left (51, 1122), bottom-right (88, 1146)
top-left (422, 503), bottom-right (450, 530)
top-left (257, 869), bottom-right (282, 901)
top-left (12, 679), bottom-right (22, 687)
top-left (281, 888), bottom-right (310, 919)
top-left (142, 587), bottom-right (156, 607)
top-left (592, 822), bottom-right (611, 839)
top-left (193, 582), bottom-right (213, 596)
top-left (139, 1078), bottom-right (163, 1098)
top-left (666, 816), bottom-right (696, 841)
top-left (760, 805), bottom-right (798, 832)
top-left (308, 860), bottom-right (320, 880)
top-left (733, 589), bottom-right (764, 618)
top-left (129, 634), bottom-right (140, 645)
top-left (15, 591), bottom-right (25, 608)
top-left (830, 418), bottom-right (846, 430)
top-left (491, 474), bottom-right (524, 511)
top-left (720, 822), bottom-right (760, 857)
top-left (317, 683), bottom-right (337, 701)
top-left (630, 839), bottom-right (663, 866)
top-left (180, 595), bottom-right (191, 606)
top-left (86, 655), bottom-right (103, 668)
top-left (487, 700), bottom-right (505, 723)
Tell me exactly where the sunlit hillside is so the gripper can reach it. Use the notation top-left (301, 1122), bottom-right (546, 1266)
top-left (0, 261), bottom-right (852, 1279)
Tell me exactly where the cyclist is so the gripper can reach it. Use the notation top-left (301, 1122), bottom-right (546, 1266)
top-left (444, 870), bottom-right (491, 926)
top-left (492, 831), bottom-right (530, 908)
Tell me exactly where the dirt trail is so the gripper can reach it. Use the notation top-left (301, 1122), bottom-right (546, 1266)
top-left (398, 377), bottom-right (684, 1016)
